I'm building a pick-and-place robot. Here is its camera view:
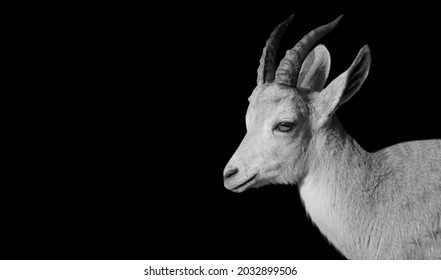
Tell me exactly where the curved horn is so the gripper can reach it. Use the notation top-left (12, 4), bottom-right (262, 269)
top-left (256, 14), bottom-right (294, 85)
top-left (274, 15), bottom-right (343, 86)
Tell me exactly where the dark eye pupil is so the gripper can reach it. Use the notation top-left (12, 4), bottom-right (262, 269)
top-left (277, 122), bottom-right (294, 132)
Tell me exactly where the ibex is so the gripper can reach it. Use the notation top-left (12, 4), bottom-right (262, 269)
top-left (223, 14), bottom-right (441, 259)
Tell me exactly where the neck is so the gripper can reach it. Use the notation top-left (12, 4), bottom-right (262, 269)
top-left (299, 117), bottom-right (372, 259)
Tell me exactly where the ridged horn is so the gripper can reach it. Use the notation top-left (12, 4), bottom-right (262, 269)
top-left (274, 15), bottom-right (343, 86)
top-left (256, 14), bottom-right (294, 85)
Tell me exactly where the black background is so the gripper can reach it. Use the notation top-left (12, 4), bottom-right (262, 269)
top-left (4, 2), bottom-right (440, 260)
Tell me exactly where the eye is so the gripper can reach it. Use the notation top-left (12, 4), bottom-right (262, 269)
top-left (275, 121), bottom-right (296, 132)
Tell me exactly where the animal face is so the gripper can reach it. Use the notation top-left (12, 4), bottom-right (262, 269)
top-left (224, 84), bottom-right (313, 192)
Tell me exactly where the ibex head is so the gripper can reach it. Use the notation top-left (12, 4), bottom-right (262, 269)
top-left (223, 14), bottom-right (371, 192)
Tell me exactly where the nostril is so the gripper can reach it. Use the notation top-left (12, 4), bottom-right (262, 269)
top-left (224, 168), bottom-right (238, 180)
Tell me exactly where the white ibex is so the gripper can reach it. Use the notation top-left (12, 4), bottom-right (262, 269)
top-left (223, 14), bottom-right (441, 259)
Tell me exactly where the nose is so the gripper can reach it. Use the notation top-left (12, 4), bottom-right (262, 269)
top-left (223, 167), bottom-right (238, 181)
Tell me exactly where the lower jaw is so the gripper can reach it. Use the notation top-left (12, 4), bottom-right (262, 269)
top-left (233, 177), bottom-right (282, 192)
top-left (232, 178), bottom-right (256, 193)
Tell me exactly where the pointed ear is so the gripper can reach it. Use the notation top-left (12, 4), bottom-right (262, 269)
top-left (315, 45), bottom-right (371, 122)
top-left (297, 44), bottom-right (331, 92)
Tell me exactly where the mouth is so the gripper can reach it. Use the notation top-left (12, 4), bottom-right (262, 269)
top-left (231, 174), bottom-right (257, 193)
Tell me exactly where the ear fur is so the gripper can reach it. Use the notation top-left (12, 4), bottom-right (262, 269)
top-left (297, 44), bottom-right (331, 92)
top-left (315, 45), bottom-right (371, 124)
